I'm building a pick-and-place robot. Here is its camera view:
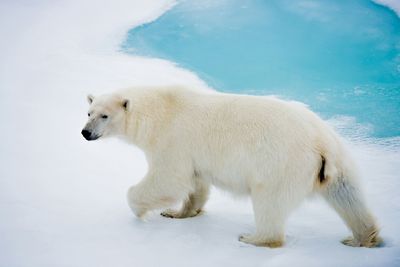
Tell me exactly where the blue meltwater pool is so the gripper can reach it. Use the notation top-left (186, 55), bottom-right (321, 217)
top-left (121, 0), bottom-right (400, 139)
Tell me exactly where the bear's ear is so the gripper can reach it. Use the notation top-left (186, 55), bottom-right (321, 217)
top-left (122, 99), bottom-right (130, 111)
top-left (87, 94), bottom-right (94, 104)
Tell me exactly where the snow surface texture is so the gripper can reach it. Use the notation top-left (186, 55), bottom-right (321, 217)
top-left (0, 0), bottom-right (399, 267)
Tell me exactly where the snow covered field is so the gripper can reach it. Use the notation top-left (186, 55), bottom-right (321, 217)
top-left (0, 0), bottom-right (399, 266)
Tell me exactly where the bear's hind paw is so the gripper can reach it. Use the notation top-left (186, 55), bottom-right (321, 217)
top-left (239, 234), bottom-right (283, 248)
top-left (341, 235), bottom-right (383, 248)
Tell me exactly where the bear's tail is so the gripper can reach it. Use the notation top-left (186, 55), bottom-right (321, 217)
top-left (317, 153), bottom-right (382, 247)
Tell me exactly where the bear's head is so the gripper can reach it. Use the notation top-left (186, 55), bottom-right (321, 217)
top-left (81, 94), bottom-right (129, 141)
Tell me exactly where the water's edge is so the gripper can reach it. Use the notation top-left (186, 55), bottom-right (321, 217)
top-left (120, 0), bottom-right (400, 141)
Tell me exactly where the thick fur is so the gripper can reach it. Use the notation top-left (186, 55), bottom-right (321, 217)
top-left (82, 86), bottom-right (381, 248)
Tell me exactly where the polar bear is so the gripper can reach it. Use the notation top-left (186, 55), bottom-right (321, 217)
top-left (82, 85), bottom-right (381, 248)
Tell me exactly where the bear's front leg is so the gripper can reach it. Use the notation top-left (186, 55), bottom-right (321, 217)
top-left (126, 166), bottom-right (193, 218)
top-left (161, 178), bottom-right (210, 219)
top-left (126, 185), bottom-right (151, 218)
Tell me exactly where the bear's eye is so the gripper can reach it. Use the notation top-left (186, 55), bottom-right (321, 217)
top-left (88, 113), bottom-right (91, 117)
top-left (101, 114), bottom-right (108, 119)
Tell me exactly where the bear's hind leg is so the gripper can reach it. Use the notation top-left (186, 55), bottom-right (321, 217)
top-left (321, 176), bottom-right (382, 247)
top-left (239, 186), bottom-right (292, 248)
top-left (161, 178), bottom-right (210, 219)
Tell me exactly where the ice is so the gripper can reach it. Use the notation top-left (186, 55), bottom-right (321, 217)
top-left (0, 0), bottom-right (399, 266)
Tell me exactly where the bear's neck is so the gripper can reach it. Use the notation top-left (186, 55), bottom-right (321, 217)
top-left (122, 90), bottom-right (183, 153)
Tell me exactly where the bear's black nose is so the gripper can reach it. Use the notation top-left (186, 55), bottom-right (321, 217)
top-left (81, 129), bottom-right (91, 140)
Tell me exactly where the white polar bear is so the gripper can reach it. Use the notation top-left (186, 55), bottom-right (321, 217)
top-left (82, 85), bottom-right (381, 248)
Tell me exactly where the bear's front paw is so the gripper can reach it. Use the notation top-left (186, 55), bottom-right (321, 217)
top-left (239, 234), bottom-right (283, 248)
top-left (133, 207), bottom-right (147, 219)
top-left (160, 209), bottom-right (201, 219)
top-left (127, 202), bottom-right (147, 219)
top-left (127, 186), bottom-right (147, 218)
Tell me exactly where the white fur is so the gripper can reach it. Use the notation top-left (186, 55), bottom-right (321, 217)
top-left (82, 85), bottom-right (381, 248)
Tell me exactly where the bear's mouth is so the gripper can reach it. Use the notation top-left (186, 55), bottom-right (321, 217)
top-left (81, 129), bottom-right (101, 141)
top-left (85, 135), bottom-right (100, 141)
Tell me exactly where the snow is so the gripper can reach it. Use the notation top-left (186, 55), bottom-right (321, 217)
top-left (0, 0), bottom-right (399, 266)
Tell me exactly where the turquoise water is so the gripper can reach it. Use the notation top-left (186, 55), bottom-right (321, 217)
top-left (121, 0), bottom-right (400, 138)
